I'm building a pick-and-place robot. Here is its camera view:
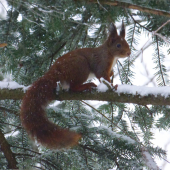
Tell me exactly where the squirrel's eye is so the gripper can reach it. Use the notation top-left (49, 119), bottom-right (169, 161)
top-left (117, 44), bottom-right (121, 48)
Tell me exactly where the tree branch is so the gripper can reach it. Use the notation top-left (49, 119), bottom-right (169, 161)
top-left (89, 0), bottom-right (170, 18)
top-left (1, 84), bottom-right (170, 105)
top-left (0, 88), bottom-right (24, 100)
top-left (0, 129), bottom-right (18, 169)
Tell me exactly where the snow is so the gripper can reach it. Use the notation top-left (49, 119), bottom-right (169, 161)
top-left (96, 80), bottom-right (170, 99)
top-left (96, 78), bottom-right (111, 92)
top-left (97, 81), bottom-right (109, 92)
top-left (0, 0), bottom-right (8, 20)
top-left (0, 81), bottom-right (28, 91)
top-left (117, 84), bottom-right (170, 98)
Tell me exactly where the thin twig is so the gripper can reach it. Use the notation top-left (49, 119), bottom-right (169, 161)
top-left (97, 0), bottom-right (108, 11)
top-left (156, 36), bottom-right (166, 86)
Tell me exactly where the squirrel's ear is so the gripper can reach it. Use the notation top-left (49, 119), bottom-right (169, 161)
top-left (120, 21), bottom-right (125, 38)
top-left (109, 23), bottom-right (118, 38)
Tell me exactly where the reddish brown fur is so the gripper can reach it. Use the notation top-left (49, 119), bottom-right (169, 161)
top-left (20, 23), bottom-right (131, 149)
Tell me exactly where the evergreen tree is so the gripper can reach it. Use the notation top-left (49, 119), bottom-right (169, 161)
top-left (0, 0), bottom-right (170, 169)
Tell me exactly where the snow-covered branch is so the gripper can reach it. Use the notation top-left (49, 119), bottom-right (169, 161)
top-left (55, 84), bottom-right (170, 106)
top-left (1, 81), bottom-right (170, 106)
top-left (0, 81), bottom-right (27, 100)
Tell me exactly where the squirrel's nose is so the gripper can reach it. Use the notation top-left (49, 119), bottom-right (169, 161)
top-left (127, 51), bottom-right (131, 56)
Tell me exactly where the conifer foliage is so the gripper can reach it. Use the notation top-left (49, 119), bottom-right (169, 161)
top-left (0, 0), bottom-right (170, 169)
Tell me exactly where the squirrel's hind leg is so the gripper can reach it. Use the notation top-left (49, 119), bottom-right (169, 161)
top-left (70, 83), bottom-right (97, 92)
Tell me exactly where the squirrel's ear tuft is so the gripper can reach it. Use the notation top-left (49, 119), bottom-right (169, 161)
top-left (109, 23), bottom-right (118, 38)
top-left (120, 21), bottom-right (125, 38)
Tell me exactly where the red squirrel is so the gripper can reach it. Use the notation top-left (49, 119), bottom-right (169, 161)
top-left (20, 22), bottom-right (131, 149)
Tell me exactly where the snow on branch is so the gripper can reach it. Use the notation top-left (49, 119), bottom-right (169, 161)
top-left (0, 81), bottom-right (27, 90)
top-left (0, 81), bottom-right (28, 100)
top-left (1, 81), bottom-right (170, 105)
top-left (55, 82), bottom-right (170, 106)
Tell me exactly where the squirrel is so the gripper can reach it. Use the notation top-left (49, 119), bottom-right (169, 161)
top-left (20, 22), bottom-right (131, 149)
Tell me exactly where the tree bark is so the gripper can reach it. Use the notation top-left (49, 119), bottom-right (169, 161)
top-left (0, 129), bottom-right (18, 169)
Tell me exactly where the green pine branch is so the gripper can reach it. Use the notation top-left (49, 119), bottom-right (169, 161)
top-left (89, 0), bottom-right (170, 18)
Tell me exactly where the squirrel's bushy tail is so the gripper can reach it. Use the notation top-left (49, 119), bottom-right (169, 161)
top-left (20, 76), bottom-right (81, 149)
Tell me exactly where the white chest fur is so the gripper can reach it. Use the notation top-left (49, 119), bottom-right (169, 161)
top-left (112, 57), bottom-right (119, 68)
top-left (87, 72), bottom-right (95, 80)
